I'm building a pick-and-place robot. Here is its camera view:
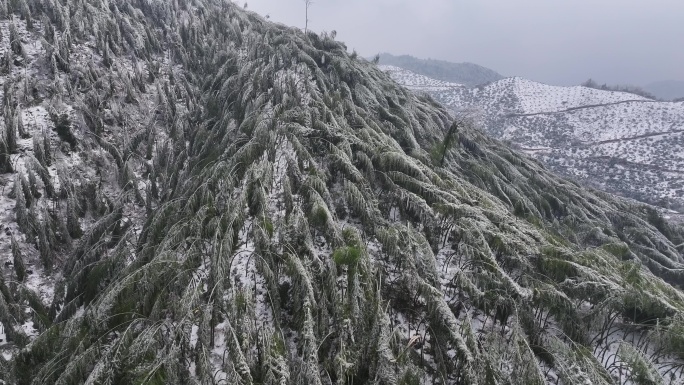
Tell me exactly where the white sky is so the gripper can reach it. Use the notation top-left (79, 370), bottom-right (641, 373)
top-left (244, 0), bottom-right (684, 86)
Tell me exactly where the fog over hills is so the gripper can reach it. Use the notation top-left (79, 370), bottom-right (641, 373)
top-left (644, 80), bottom-right (684, 101)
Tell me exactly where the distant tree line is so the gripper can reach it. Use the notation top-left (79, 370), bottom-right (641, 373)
top-left (582, 78), bottom-right (658, 100)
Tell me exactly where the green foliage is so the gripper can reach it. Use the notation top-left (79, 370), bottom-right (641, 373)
top-left (398, 370), bottom-right (422, 385)
top-left (538, 256), bottom-right (579, 285)
top-left (435, 119), bottom-right (462, 166)
top-left (332, 246), bottom-right (361, 266)
top-left (9, 21), bottom-right (23, 56)
top-left (66, 194), bottom-right (83, 239)
top-left (662, 315), bottom-right (684, 359)
top-left (0, 137), bottom-right (11, 173)
top-left (11, 235), bottom-right (26, 282)
top-left (49, 112), bottom-right (76, 148)
top-left (513, 200), bottom-right (527, 217)
top-left (262, 217), bottom-right (274, 238)
top-left (622, 292), bottom-right (673, 325)
top-left (309, 203), bottom-right (328, 229)
top-left (134, 367), bottom-right (167, 385)
top-left (429, 141), bottom-right (446, 165)
top-left (645, 207), bottom-right (678, 243)
top-left (602, 242), bottom-right (631, 259)
top-left (3, 2), bottom-right (684, 384)
top-left (621, 261), bottom-right (643, 286)
top-left (4, 110), bottom-right (16, 155)
top-left (14, 177), bottom-right (30, 236)
top-left (488, 234), bottom-right (510, 255)
top-left (617, 343), bottom-right (665, 385)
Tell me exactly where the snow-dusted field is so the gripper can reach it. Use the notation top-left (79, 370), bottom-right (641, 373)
top-left (444, 77), bottom-right (651, 115)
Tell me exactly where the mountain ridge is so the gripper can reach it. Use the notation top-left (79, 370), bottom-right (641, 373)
top-left (377, 53), bottom-right (504, 87)
top-left (383, 68), bottom-right (684, 212)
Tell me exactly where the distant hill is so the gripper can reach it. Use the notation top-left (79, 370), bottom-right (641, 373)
top-left (378, 65), bottom-right (466, 90)
top-left (644, 80), bottom-right (684, 101)
top-left (377, 53), bottom-right (504, 87)
top-left (384, 68), bottom-right (684, 211)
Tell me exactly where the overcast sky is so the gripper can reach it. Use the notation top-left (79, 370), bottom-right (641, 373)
top-left (245, 0), bottom-right (684, 86)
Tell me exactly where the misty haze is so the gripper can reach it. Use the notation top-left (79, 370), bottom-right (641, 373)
top-left (250, 0), bottom-right (684, 91)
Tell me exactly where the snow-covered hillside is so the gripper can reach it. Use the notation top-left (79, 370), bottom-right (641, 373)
top-left (447, 77), bottom-right (652, 115)
top-left (384, 68), bottom-right (684, 211)
top-left (2, 1), bottom-right (684, 384)
top-left (378, 65), bottom-right (465, 91)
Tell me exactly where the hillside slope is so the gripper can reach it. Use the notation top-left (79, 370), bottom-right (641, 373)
top-left (378, 53), bottom-right (504, 87)
top-left (385, 69), bottom-right (684, 211)
top-left (1, 1), bottom-right (684, 385)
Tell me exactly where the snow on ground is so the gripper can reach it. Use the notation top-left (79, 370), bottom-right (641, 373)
top-left (382, 65), bottom-right (684, 211)
top-left (508, 77), bottom-right (652, 114)
top-left (379, 65), bottom-right (465, 91)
